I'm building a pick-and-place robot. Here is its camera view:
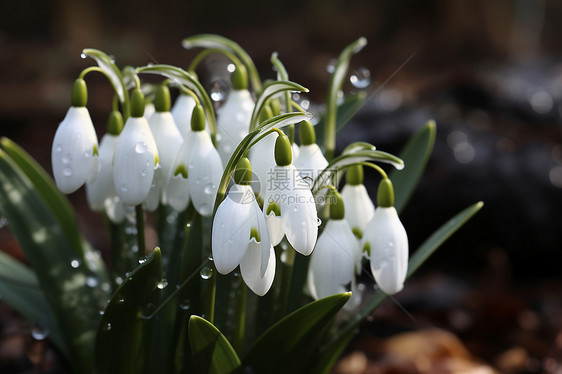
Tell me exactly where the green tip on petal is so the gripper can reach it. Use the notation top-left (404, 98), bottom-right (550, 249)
top-left (274, 134), bottom-right (292, 166)
top-left (71, 79), bottom-right (88, 107)
top-left (377, 178), bottom-right (395, 208)
top-left (107, 110), bottom-right (124, 135)
top-left (191, 104), bottom-right (206, 132)
top-left (154, 153), bottom-right (159, 167)
top-left (174, 163), bottom-right (188, 179)
top-left (299, 121), bottom-right (316, 146)
top-left (93, 144), bottom-right (99, 157)
top-left (234, 157), bottom-right (252, 185)
top-left (154, 84), bottom-right (171, 112)
top-left (130, 89), bottom-right (145, 117)
top-left (329, 188), bottom-right (345, 220)
top-left (346, 164), bottom-right (364, 185)
top-left (231, 64), bottom-right (248, 90)
top-left (362, 241), bottom-right (370, 256)
top-left (250, 227), bottom-right (261, 242)
top-left (352, 227), bottom-right (363, 239)
top-left (266, 202), bottom-right (281, 217)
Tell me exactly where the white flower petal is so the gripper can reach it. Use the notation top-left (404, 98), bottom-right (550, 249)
top-left (148, 111), bottom-right (183, 185)
top-left (365, 207), bottom-right (408, 295)
top-left (171, 94), bottom-right (196, 138)
top-left (240, 242), bottom-right (276, 296)
top-left (264, 210), bottom-right (284, 246)
top-left (212, 185), bottom-right (253, 274)
top-left (52, 107), bottom-right (99, 194)
top-left (308, 219), bottom-right (357, 299)
top-left (248, 198), bottom-right (271, 277)
top-left (216, 89), bottom-right (255, 165)
top-left (86, 134), bottom-right (118, 211)
top-left (113, 117), bottom-right (158, 206)
top-left (104, 195), bottom-right (126, 223)
top-left (341, 184), bottom-right (375, 235)
top-left (249, 132), bottom-right (277, 198)
top-left (165, 174), bottom-right (190, 212)
top-left (293, 143), bottom-right (328, 186)
top-left (187, 131), bottom-right (223, 217)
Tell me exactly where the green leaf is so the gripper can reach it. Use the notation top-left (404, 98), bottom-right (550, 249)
top-left (188, 316), bottom-right (241, 374)
top-left (182, 34), bottom-right (262, 93)
top-left (0, 251), bottom-right (68, 357)
top-left (82, 48), bottom-right (126, 104)
top-left (0, 149), bottom-right (109, 373)
top-left (391, 120), bottom-right (436, 213)
top-left (242, 293), bottom-right (350, 373)
top-left (310, 330), bottom-right (354, 374)
top-left (95, 248), bottom-right (162, 374)
top-left (325, 202), bottom-right (484, 359)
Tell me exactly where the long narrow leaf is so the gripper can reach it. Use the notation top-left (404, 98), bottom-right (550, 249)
top-left (189, 316), bottom-right (241, 374)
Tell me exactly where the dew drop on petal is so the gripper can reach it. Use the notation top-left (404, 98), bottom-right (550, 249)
top-left (316, 218), bottom-right (322, 226)
top-left (199, 204), bottom-right (211, 216)
top-left (63, 167), bottom-right (73, 176)
top-left (62, 153), bottom-right (72, 164)
top-left (120, 184), bottom-right (128, 193)
top-left (204, 184), bottom-right (215, 195)
top-left (31, 323), bottom-right (48, 340)
top-left (84, 150), bottom-right (91, 158)
top-left (141, 169), bottom-right (148, 177)
top-left (54, 144), bottom-right (62, 153)
top-left (349, 67), bottom-right (371, 89)
top-left (135, 142), bottom-right (148, 154)
top-left (200, 266), bottom-right (213, 280)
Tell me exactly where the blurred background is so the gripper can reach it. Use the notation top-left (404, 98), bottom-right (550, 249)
top-left (1, 0), bottom-right (562, 373)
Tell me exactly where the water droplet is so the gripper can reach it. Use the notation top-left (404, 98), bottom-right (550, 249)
top-left (80, 53), bottom-right (87, 59)
top-left (209, 80), bottom-right (229, 102)
top-left (63, 167), bottom-right (73, 176)
top-left (99, 310), bottom-right (105, 316)
top-left (326, 58), bottom-right (337, 73)
top-left (141, 168), bottom-right (148, 177)
top-left (101, 282), bottom-right (111, 292)
top-left (109, 55), bottom-right (116, 63)
top-left (349, 67), bottom-right (371, 89)
top-left (200, 266), bottom-right (213, 280)
top-left (316, 218), bottom-right (322, 226)
top-left (86, 276), bottom-right (99, 288)
top-left (157, 279), bottom-right (168, 290)
top-left (103, 322), bottom-right (112, 331)
top-left (135, 142), bottom-right (148, 154)
top-left (120, 184), bottom-right (128, 192)
top-left (186, 223), bottom-right (191, 229)
top-left (179, 299), bottom-right (191, 310)
top-left (31, 323), bottom-right (48, 340)
top-left (70, 259), bottom-right (80, 268)
top-left (84, 150), bottom-right (91, 158)
top-left (139, 256), bottom-right (148, 264)
top-left (117, 294), bottom-right (125, 303)
top-left (337, 90), bottom-right (344, 105)
top-left (115, 276), bottom-right (123, 285)
top-left (54, 144), bottom-right (62, 153)
top-left (62, 153), bottom-right (72, 164)
top-left (199, 204), bottom-right (211, 216)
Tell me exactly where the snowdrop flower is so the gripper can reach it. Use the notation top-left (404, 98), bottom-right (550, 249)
top-left (52, 79), bottom-right (99, 194)
top-left (166, 104), bottom-right (222, 216)
top-left (171, 93), bottom-right (196, 138)
top-left (294, 121), bottom-right (328, 187)
top-left (212, 158), bottom-right (275, 296)
top-left (145, 85), bottom-right (183, 211)
top-left (362, 178), bottom-right (408, 295)
top-left (86, 111), bottom-right (125, 223)
top-left (216, 65), bottom-right (255, 165)
top-left (263, 134), bottom-right (318, 255)
top-left (340, 165), bottom-right (375, 239)
top-left (113, 89), bottom-right (159, 206)
top-left (308, 189), bottom-right (359, 299)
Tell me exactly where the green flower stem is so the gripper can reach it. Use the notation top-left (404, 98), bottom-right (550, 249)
top-left (273, 245), bottom-right (296, 323)
top-left (78, 66), bottom-right (104, 80)
top-left (187, 48), bottom-right (243, 74)
top-left (324, 37), bottom-right (367, 161)
top-left (270, 52), bottom-right (292, 114)
top-left (202, 265), bottom-right (216, 323)
top-left (135, 204), bottom-right (147, 258)
top-left (232, 278), bottom-right (247, 353)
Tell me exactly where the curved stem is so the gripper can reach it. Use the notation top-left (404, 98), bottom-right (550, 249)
top-left (358, 161), bottom-right (388, 179)
top-left (78, 66), bottom-right (104, 80)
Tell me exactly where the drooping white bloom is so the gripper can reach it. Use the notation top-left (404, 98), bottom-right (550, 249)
top-left (212, 184), bottom-right (275, 296)
top-left (113, 117), bottom-right (158, 206)
top-left (85, 134), bottom-right (125, 223)
top-left (248, 132), bottom-right (277, 198)
top-left (171, 94), bottom-right (196, 138)
top-left (340, 184), bottom-right (375, 238)
top-left (52, 107), bottom-right (99, 194)
top-left (307, 219), bottom-right (359, 299)
top-left (145, 110), bottom-right (182, 211)
top-left (293, 143), bottom-right (328, 187)
top-left (362, 206), bottom-right (408, 295)
top-left (216, 89), bottom-right (255, 165)
top-left (263, 164), bottom-right (318, 255)
top-left (144, 102), bottom-right (155, 121)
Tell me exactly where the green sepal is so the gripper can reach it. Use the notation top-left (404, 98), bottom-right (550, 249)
top-left (234, 157), bottom-right (252, 185)
top-left (231, 64), bottom-right (248, 90)
top-left (377, 178), bottom-right (394, 208)
top-left (275, 134), bottom-right (292, 166)
top-left (71, 79), bottom-right (88, 107)
top-left (107, 110), bottom-right (124, 135)
top-left (130, 89), bottom-right (145, 118)
top-left (154, 84), bottom-right (171, 112)
top-left (329, 189), bottom-right (345, 220)
top-left (299, 121), bottom-right (316, 146)
top-left (346, 164), bottom-right (363, 185)
top-left (191, 104), bottom-right (206, 132)
top-left (95, 248), bottom-right (162, 374)
top-left (188, 316), bottom-right (241, 374)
